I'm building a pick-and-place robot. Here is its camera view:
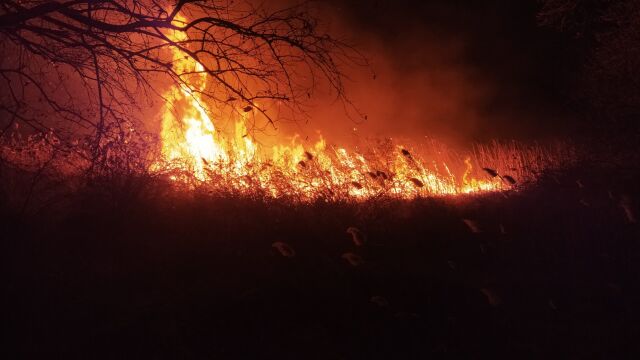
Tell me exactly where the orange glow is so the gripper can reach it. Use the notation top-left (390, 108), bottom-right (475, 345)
top-left (152, 16), bottom-right (538, 201)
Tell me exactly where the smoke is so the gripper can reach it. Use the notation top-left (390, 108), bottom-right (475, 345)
top-left (273, 0), bottom-right (572, 148)
top-left (299, 28), bottom-right (494, 146)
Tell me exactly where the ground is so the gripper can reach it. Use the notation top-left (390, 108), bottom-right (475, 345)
top-left (2, 164), bottom-right (640, 358)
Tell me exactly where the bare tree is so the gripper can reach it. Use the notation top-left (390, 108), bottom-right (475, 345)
top-left (0, 0), bottom-right (361, 169)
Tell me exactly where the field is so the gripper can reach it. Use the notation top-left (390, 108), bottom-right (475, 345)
top-left (2, 152), bottom-right (639, 358)
top-left (3, 0), bottom-right (640, 358)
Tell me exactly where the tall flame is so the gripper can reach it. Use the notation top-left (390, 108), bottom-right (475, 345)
top-left (159, 17), bottom-right (228, 180)
top-left (156, 16), bottom-right (509, 200)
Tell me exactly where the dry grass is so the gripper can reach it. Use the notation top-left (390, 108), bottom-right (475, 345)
top-left (153, 138), bottom-right (577, 201)
top-left (0, 130), bottom-right (578, 208)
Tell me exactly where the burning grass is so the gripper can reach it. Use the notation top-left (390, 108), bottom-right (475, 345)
top-left (153, 136), bottom-right (576, 201)
top-left (0, 126), bottom-right (577, 208)
top-left (0, 18), bottom-right (577, 204)
top-left (142, 27), bottom-right (578, 201)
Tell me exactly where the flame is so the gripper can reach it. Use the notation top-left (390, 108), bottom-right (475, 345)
top-left (158, 16), bottom-right (228, 180)
top-left (155, 16), bottom-right (507, 200)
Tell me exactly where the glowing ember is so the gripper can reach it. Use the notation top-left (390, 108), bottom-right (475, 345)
top-left (153, 16), bottom-right (552, 201)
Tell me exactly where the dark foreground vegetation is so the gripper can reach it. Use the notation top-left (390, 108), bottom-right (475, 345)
top-left (2, 159), bottom-right (639, 359)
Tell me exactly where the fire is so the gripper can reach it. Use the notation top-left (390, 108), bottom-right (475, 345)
top-left (155, 16), bottom-right (509, 200)
top-left (158, 17), bottom-right (228, 180)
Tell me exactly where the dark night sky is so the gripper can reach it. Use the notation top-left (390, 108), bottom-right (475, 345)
top-left (333, 0), bottom-right (573, 100)
top-left (287, 0), bottom-right (579, 145)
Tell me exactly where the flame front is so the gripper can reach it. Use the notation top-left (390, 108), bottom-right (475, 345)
top-left (159, 18), bottom-right (228, 180)
top-left (156, 17), bottom-right (510, 200)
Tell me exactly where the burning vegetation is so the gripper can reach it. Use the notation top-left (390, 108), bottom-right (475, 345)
top-left (0, 28), bottom-right (576, 202)
top-left (0, 118), bottom-right (576, 203)
top-left (153, 85), bottom-right (574, 201)
top-left (150, 15), bottom-right (574, 200)
top-left (0, 7), bottom-right (577, 202)
top-left (0, 1), bottom-right (577, 203)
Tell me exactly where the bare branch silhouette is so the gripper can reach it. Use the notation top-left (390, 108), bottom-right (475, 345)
top-left (0, 0), bottom-right (363, 169)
